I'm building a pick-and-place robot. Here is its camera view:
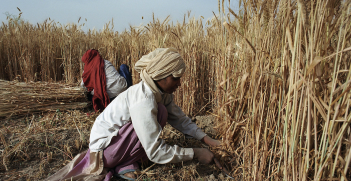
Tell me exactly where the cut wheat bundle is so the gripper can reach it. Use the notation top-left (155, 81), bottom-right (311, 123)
top-left (0, 80), bottom-right (88, 118)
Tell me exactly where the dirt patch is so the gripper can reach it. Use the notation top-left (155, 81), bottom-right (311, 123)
top-left (0, 111), bottom-right (231, 181)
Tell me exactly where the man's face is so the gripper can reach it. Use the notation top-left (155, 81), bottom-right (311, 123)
top-left (156, 75), bottom-right (181, 94)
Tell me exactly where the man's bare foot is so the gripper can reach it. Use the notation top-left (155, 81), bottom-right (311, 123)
top-left (123, 171), bottom-right (137, 179)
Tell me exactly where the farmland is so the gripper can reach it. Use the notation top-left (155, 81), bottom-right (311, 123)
top-left (1, 0), bottom-right (351, 180)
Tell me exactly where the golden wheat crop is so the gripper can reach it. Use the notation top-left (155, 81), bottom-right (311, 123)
top-left (215, 0), bottom-right (351, 180)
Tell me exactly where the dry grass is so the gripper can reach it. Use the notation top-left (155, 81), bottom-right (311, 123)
top-left (0, 109), bottom-right (97, 179)
top-left (0, 107), bottom-right (220, 180)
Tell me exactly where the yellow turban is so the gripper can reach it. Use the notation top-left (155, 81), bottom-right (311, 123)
top-left (135, 48), bottom-right (186, 103)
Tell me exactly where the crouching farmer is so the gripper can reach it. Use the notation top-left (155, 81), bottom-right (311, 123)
top-left (46, 48), bottom-right (220, 181)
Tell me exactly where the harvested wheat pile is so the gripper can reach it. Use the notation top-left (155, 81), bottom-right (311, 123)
top-left (0, 80), bottom-right (88, 118)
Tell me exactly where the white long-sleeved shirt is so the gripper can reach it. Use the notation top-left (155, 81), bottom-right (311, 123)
top-left (81, 60), bottom-right (127, 98)
top-left (89, 81), bottom-right (207, 164)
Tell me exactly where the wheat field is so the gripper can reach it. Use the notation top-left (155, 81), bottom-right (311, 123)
top-left (1, 0), bottom-right (351, 180)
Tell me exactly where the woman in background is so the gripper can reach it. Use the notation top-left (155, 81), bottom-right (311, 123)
top-left (80, 49), bottom-right (132, 112)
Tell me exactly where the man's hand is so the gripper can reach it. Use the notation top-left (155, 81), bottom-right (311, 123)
top-left (193, 148), bottom-right (215, 164)
top-left (202, 135), bottom-right (221, 147)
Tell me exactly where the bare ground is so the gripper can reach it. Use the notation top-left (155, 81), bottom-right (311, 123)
top-left (0, 109), bottom-right (232, 181)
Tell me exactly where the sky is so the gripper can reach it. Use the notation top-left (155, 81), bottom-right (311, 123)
top-left (0, 0), bottom-right (239, 32)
